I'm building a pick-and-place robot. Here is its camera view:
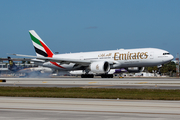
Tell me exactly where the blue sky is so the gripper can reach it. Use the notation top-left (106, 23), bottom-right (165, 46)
top-left (0, 0), bottom-right (180, 58)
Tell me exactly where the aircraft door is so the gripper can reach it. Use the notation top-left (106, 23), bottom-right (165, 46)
top-left (150, 52), bottom-right (154, 59)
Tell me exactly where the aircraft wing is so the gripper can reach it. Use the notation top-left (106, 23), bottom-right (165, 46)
top-left (12, 54), bottom-right (116, 65)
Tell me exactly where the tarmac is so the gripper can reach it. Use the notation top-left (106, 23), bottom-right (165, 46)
top-left (0, 97), bottom-right (180, 120)
top-left (0, 77), bottom-right (180, 89)
top-left (1, 77), bottom-right (180, 119)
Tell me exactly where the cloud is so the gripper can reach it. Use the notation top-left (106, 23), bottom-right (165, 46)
top-left (85, 26), bottom-right (98, 29)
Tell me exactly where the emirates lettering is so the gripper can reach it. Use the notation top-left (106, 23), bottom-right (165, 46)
top-left (114, 52), bottom-right (148, 60)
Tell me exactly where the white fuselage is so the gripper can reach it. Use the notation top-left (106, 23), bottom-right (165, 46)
top-left (41, 48), bottom-right (173, 71)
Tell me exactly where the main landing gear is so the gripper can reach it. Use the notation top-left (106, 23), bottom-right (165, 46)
top-left (81, 74), bottom-right (114, 78)
top-left (81, 74), bottom-right (94, 78)
top-left (101, 74), bottom-right (113, 78)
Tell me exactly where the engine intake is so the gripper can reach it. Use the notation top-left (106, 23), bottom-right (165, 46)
top-left (90, 61), bottom-right (110, 74)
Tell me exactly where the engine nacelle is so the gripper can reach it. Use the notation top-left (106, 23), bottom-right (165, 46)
top-left (90, 61), bottom-right (110, 74)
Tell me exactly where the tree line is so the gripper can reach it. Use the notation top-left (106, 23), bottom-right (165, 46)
top-left (145, 61), bottom-right (177, 76)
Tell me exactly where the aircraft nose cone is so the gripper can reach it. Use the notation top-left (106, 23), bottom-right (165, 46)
top-left (170, 55), bottom-right (174, 60)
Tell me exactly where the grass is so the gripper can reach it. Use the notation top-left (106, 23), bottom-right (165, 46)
top-left (0, 87), bottom-right (180, 100)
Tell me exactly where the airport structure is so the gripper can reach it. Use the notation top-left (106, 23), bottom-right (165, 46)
top-left (0, 58), bottom-right (37, 74)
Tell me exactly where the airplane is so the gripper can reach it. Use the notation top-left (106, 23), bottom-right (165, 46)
top-left (7, 56), bottom-right (54, 77)
top-left (12, 30), bottom-right (174, 78)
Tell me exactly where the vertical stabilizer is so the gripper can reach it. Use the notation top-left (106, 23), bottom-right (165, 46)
top-left (7, 57), bottom-right (18, 71)
top-left (29, 30), bottom-right (54, 57)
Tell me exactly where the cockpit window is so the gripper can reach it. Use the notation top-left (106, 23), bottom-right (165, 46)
top-left (163, 53), bottom-right (170, 55)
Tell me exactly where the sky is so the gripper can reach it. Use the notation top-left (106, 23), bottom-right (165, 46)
top-left (0, 0), bottom-right (180, 59)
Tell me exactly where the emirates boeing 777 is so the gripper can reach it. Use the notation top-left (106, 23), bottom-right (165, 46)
top-left (13, 30), bottom-right (174, 78)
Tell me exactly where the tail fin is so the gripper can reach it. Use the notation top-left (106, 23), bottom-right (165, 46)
top-left (29, 30), bottom-right (54, 57)
top-left (7, 57), bottom-right (18, 71)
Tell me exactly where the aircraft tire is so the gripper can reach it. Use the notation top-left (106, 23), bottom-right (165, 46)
top-left (101, 74), bottom-right (113, 78)
top-left (81, 74), bottom-right (94, 78)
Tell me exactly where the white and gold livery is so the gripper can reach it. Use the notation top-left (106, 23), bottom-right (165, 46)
top-left (13, 30), bottom-right (174, 78)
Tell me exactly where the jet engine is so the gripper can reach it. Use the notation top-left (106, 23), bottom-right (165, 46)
top-left (90, 61), bottom-right (110, 74)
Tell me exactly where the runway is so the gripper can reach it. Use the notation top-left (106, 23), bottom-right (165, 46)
top-left (1, 78), bottom-right (180, 119)
top-left (0, 77), bottom-right (180, 89)
top-left (0, 97), bottom-right (180, 120)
